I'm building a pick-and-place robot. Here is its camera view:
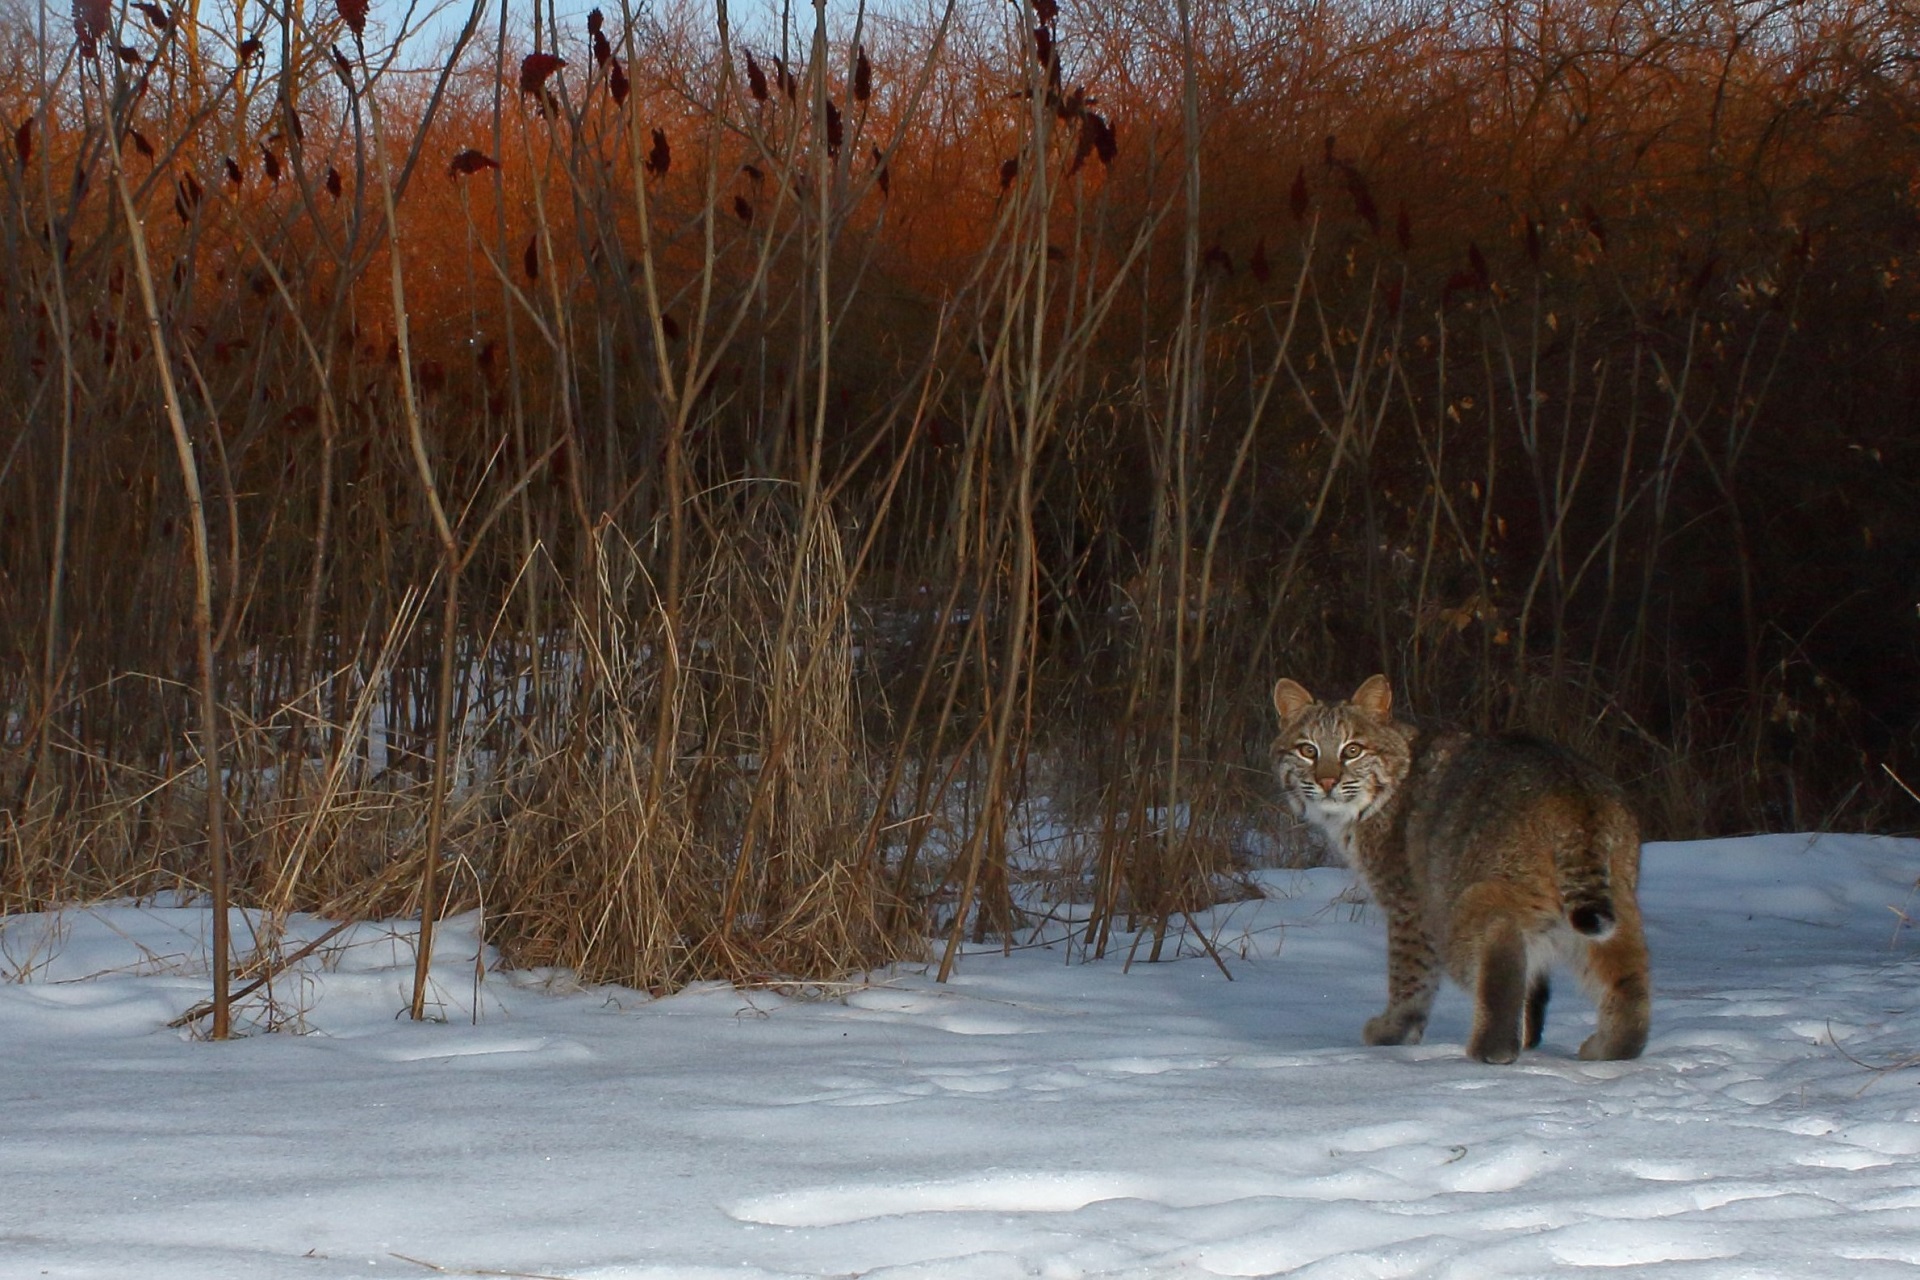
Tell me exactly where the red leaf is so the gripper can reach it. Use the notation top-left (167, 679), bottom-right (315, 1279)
top-left (745, 50), bottom-right (768, 101)
top-left (660, 313), bottom-right (680, 340)
top-left (127, 128), bottom-right (154, 161)
top-left (519, 52), bottom-right (566, 96)
top-left (134, 1), bottom-right (170, 29)
top-left (733, 194), bottom-right (752, 224)
top-left (14, 117), bottom-right (31, 169)
top-left (447, 148), bottom-right (501, 178)
top-left (224, 155), bottom-right (244, 186)
top-left (586, 7), bottom-right (603, 34)
top-left (854, 46), bottom-right (871, 101)
top-left (646, 128), bottom-right (670, 177)
top-left (592, 29), bottom-right (611, 68)
top-left (325, 166), bottom-right (343, 199)
top-left (114, 43), bottom-right (143, 64)
top-left (523, 234), bottom-right (539, 281)
top-left (261, 145), bottom-right (282, 183)
top-left (337, 0), bottom-right (367, 38)
top-left (774, 57), bottom-right (796, 98)
top-left (73, 0), bottom-right (110, 56)
top-left (238, 36), bottom-right (263, 64)
top-left (609, 60), bottom-right (629, 104)
top-left (824, 101), bottom-right (842, 154)
top-left (998, 156), bottom-right (1018, 191)
top-left (1034, 0), bottom-right (1058, 23)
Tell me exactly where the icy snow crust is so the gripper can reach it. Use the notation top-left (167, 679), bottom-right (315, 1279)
top-left (3, 833), bottom-right (1919, 1278)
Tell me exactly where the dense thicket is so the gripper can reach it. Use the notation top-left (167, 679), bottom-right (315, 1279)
top-left (2, 0), bottom-right (1914, 1006)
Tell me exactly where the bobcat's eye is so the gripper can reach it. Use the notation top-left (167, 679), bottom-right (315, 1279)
top-left (1294, 742), bottom-right (1318, 761)
top-left (1341, 743), bottom-right (1364, 761)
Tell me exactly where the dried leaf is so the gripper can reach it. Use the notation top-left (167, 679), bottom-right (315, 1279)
top-left (238, 35), bottom-right (263, 64)
top-left (224, 155), bottom-right (244, 186)
top-left (646, 128), bottom-right (670, 177)
top-left (261, 145), bottom-right (281, 183)
top-left (1091, 111), bottom-right (1115, 165)
top-left (592, 28), bottom-right (611, 68)
top-left (325, 166), bottom-right (343, 199)
top-left (523, 234), bottom-right (539, 281)
top-left (610, 61), bottom-right (629, 105)
top-left (854, 46), bottom-right (871, 101)
top-left (746, 50), bottom-right (768, 101)
top-left (660, 313), bottom-right (681, 341)
top-left (998, 157), bottom-right (1018, 191)
top-left (519, 52), bottom-right (566, 97)
top-left (14, 117), bottom-right (31, 169)
top-left (1289, 165), bottom-right (1310, 221)
top-left (134, 2), bottom-right (170, 30)
top-left (1467, 241), bottom-right (1490, 288)
top-left (1203, 244), bottom-right (1232, 276)
top-left (1034, 0), bottom-right (1058, 23)
top-left (174, 172), bottom-right (202, 222)
top-left (447, 148), bottom-right (501, 178)
top-left (586, 7), bottom-right (603, 34)
top-left (73, 0), bottom-right (109, 56)
top-left (1033, 25), bottom-right (1053, 68)
top-left (774, 57), bottom-right (796, 98)
top-left (733, 194), bottom-right (753, 224)
top-left (1343, 167), bottom-right (1379, 236)
top-left (337, 0), bottom-right (366, 38)
top-left (824, 100), bottom-right (842, 154)
top-left (330, 44), bottom-right (353, 83)
top-left (114, 44), bottom-right (143, 64)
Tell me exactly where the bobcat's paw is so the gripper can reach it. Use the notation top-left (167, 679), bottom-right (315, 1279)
top-left (1467, 1028), bottom-right (1521, 1064)
top-left (1363, 1011), bottom-right (1426, 1046)
top-left (1578, 1028), bottom-right (1648, 1061)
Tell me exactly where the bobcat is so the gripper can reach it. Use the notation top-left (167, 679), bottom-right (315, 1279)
top-left (1271, 675), bottom-right (1649, 1063)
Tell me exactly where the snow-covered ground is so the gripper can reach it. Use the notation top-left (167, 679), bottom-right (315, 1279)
top-left (4, 833), bottom-right (1919, 1279)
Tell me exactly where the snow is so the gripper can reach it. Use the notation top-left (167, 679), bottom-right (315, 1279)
top-left (4, 832), bottom-right (1919, 1279)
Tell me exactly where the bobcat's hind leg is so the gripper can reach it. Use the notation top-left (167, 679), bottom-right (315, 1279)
top-left (1578, 915), bottom-right (1650, 1060)
top-left (1523, 971), bottom-right (1550, 1050)
top-left (1364, 905), bottom-right (1440, 1046)
top-left (1466, 925), bottom-right (1528, 1064)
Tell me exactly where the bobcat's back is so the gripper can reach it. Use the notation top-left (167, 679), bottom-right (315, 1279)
top-left (1401, 731), bottom-right (1637, 945)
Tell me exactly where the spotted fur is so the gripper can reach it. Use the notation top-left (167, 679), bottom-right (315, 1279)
top-left (1273, 675), bottom-right (1650, 1063)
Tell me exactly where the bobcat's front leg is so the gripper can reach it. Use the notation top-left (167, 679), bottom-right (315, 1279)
top-left (1364, 903), bottom-right (1440, 1046)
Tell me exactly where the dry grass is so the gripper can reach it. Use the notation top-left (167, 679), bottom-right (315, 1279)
top-left (1, 0), bottom-right (1915, 1020)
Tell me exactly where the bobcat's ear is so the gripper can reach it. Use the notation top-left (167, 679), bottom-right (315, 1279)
top-left (1351, 674), bottom-right (1393, 721)
top-left (1272, 678), bottom-right (1315, 720)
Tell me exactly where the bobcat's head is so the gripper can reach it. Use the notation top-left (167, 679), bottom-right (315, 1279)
top-left (1271, 674), bottom-right (1413, 852)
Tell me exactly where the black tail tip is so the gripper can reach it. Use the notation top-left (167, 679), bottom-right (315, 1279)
top-left (1569, 905), bottom-right (1615, 938)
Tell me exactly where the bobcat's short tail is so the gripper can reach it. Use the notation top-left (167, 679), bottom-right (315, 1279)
top-left (1557, 798), bottom-right (1634, 941)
